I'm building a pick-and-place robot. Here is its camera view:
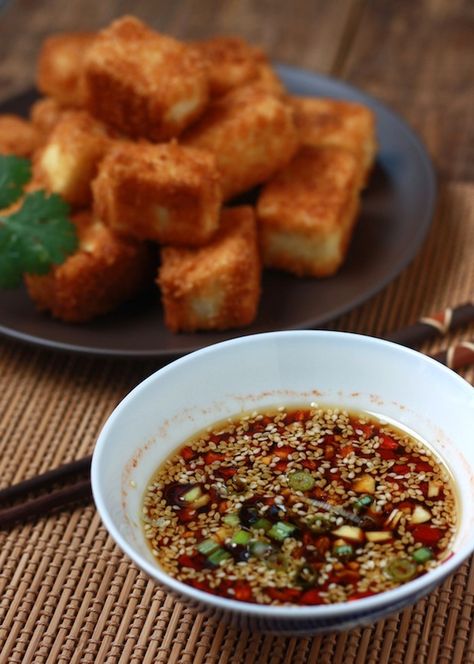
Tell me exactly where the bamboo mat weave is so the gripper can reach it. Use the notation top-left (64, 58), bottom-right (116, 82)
top-left (1, 182), bottom-right (473, 663)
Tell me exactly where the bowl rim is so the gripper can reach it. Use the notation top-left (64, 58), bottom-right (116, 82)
top-left (92, 330), bottom-right (474, 618)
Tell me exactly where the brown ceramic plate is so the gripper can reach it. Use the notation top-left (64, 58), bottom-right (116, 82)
top-left (0, 66), bottom-right (436, 360)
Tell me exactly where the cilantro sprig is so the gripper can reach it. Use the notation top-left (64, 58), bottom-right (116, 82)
top-left (0, 155), bottom-right (78, 288)
top-left (0, 155), bottom-right (31, 208)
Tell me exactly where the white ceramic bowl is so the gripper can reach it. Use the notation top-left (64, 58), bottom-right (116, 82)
top-left (91, 331), bottom-right (474, 635)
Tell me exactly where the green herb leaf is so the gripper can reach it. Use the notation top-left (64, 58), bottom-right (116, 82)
top-left (0, 155), bottom-right (31, 208)
top-left (0, 190), bottom-right (78, 288)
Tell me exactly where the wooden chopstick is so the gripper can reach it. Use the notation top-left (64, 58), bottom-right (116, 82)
top-left (1, 307), bottom-right (474, 529)
top-left (0, 479), bottom-right (92, 529)
top-left (0, 455), bottom-right (91, 502)
top-left (384, 302), bottom-right (474, 348)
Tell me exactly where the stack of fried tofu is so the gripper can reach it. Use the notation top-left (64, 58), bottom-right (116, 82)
top-left (0, 15), bottom-right (376, 330)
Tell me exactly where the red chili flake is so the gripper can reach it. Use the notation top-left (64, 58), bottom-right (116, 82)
top-left (300, 589), bottom-right (323, 605)
top-left (313, 536), bottom-right (331, 557)
top-left (180, 446), bottom-right (196, 461)
top-left (415, 461), bottom-right (433, 472)
top-left (392, 464), bottom-right (410, 475)
top-left (272, 445), bottom-right (293, 459)
top-left (331, 570), bottom-right (360, 586)
top-left (177, 507), bottom-right (197, 523)
top-left (419, 481), bottom-right (429, 497)
top-left (233, 581), bottom-right (253, 602)
top-left (189, 579), bottom-right (210, 592)
top-left (348, 590), bottom-right (375, 601)
top-left (354, 422), bottom-right (373, 437)
top-left (302, 459), bottom-right (318, 470)
top-left (379, 434), bottom-right (399, 450)
top-left (178, 553), bottom-right (205, 571)
top-left (291, 545), bottom-right (304, 559)
top-left (324, 444), bottom-right (335, 460)
top-left (266, 587), bottom-right (301, 602)
top-left (410, 524), bottom-right (445, 546)
top-left (378, 448), bottom-right (397, 460)
top-left (203, 451), bottom-right (225, 465)
top-left (215, 467), bottom-right (237, 479)
top-left (310, 486), bottom-right (327, 500)
top-left (285, 410), bottom-right (306, 424)
top-left (339, 444), bottom-right (354, 458)
top-left (274, 460), bottom-right (289, 472)
top-left (397, 500), bottom-right (415, 512)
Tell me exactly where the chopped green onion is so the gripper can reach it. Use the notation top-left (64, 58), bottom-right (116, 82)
top-left (385, 557), bottom-right (417, 582)
top-left (412, 547), bottom-right (433, 563)
top-left (252, 518), bottom-right (272, 532)
top-left (182, 486), bottom-right (202, 502)
top-left (249, 541), bottom-right (273, 558)
top-left (231, 529), bottom-right (251, 545)
top-left (333, 543), bottom-right (354, 559)
top-left (207, 548), bottom-right (232, 565)
top-left (354, 495), bottom-right (374, 510)
top-left (197, 538), bottom-right (220, 556)
top-left (268, 521), bottom-right (296, 541)
top-left (222, 514), bottom-right (240, 527)
top-left (288, 470), bottom-right (315, 492)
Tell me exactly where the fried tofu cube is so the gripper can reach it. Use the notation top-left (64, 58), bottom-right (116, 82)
top-left (194, 36), bottom-right (285, 98)
top-left (37, 32), bottom-right (96, 106)
top-left (158, 206), bottom-right (261, 332)
top-left (83, 16), bottom-right (208, 141)
top-left (0, 114), bottom-right (41, 157)
top-left (257, 146), bottom-right (360, 277)
top-left (183, 84), bottom-right (298, 200)
top-left (24, 211), bottom-right (151, 322)
top-left (33, 110), bottom-right (113, 207)
top-left (30, 97), bottom-right (66, 136)
top-left (291, 97), bottom-right (376, 185)
top-left (93, 141), bottom-right (222, 246)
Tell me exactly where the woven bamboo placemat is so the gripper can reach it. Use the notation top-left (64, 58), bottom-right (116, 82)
top-left (1, 182), bottom-right (473, 663)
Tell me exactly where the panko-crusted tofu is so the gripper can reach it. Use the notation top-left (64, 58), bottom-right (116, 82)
top-left (25, 211), bottom-right (151, 322)
top-left (93, 141), bottom-right (222, 246)
top-left (30, 97), bottom-right (66, 136)
top-left (291, 97), bottom-right (376, 184)
top-left (37, 32), bottom-right (96, 106)
top-left (158, 206), bottom-right (261, 332)
top-left (194, 36), bottom-right (285, 98)
top-left (257, 146), bottom-right (360, 277)
top-left (0, 114), bottom-right (41, 157)
top-left (84, 16), bottom-right (209, 141)
top-left (33, 110), bottom-right (114, 207)
top-left (183, 84), bottom-right (298, 200)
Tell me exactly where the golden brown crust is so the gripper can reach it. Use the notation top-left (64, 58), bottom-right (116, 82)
top-left (182, 84), bottom-right (299, 200)
top-left (30, 97), bottom-right (67, 136)
top-left (32, 109), bottom-right (114, 207)
top-left (37, 32), bottom-right (96, 106)
top-left (290, 97), bottom-right (377, 185)
top-left (83, 16), bottom-right (209, 141)
top-left (0, 114), bottom-right (42, 157)
top-left (257, 146), bottom-right (360, 277)
top-left (24, 211), bottom-right (152, 322)
top-left (158, 206), bottom-right (261, 332)
top-left (93, 140), bottom-right (222, 246)
top-left (193, 36), bottom-right (284, 98)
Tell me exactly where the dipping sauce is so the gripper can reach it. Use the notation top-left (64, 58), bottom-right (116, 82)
top-left (142, 406), bottom-right (457, 605)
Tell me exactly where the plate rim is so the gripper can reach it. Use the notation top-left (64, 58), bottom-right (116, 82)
top-left (0, 65), bottom-right (437, 360)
